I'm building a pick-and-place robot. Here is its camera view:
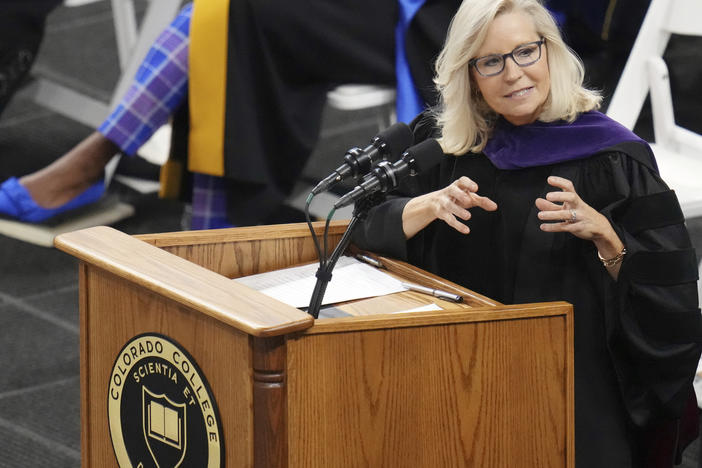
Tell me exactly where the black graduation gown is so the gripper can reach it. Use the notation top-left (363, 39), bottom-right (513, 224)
top-left (216, 0), bottom-right (461, 224)
top-left (353, 127), bottom-right (702, 467)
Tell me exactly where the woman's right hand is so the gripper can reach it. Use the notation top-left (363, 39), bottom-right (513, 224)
top-left (401, 176), bottom-right (497, 239)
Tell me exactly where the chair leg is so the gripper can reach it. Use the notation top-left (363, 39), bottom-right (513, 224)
top-left (697, 262), bottom-right (701, 305)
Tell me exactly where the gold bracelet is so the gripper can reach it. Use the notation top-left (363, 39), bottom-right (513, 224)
top-left (597, 247), bottom-right (627, 267)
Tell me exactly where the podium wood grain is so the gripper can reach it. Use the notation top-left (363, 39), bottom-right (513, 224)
top-left (77, 265), bottom-right (253, 467)
top-left (288, 305), bottom-right (570, 467)
top-left (56, 222), bottom-right (574, 467)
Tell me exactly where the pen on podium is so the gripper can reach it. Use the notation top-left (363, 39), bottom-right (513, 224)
top-left (400, 282), bottom-right (463, 303)
top-left (355, 253), bottom-right (384, 269)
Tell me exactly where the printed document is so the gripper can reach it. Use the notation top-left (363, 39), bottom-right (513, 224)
top-left (233, 256), bottom-right (406, 308)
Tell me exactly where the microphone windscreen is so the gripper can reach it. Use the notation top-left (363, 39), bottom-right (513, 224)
top-left (405, 139), bottom-right (444, 173)
top-left (376, 122), bottom-right (414, 160)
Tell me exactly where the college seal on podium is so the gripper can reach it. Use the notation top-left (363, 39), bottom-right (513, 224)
top-left (107, 333), bottom-right (224, 467)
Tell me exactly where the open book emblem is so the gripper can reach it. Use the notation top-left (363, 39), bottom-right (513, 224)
top-left (143, 386), bottom-right (187, 468)
top-left (108, 333), bottom-right (223, 467)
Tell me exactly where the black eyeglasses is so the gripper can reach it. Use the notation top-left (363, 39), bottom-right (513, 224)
top-left (469, 38), bottom-right (546, 77)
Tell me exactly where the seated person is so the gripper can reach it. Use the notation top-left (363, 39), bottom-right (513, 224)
top-left (353, 0), bottom-right (702, 466)
top-left (0, 0), bottom-right (462, 229)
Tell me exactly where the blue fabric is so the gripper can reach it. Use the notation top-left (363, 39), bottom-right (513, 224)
top-left (99, 3), bottom-right (191, 155)
top-left (0, 177), bottom-right (104, 223)
top-left (395, 0), bottom-right (427, 123)
top-left (483, 111), bottom-right (653, 170)
top-left (190, 173), bottom-right (234, 230)
top-left (547, 7), bottom-right (567, 27)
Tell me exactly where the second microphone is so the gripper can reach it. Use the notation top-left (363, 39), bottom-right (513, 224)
top-left (334, 139), bottom-right (445, 209)
top-left (311, 122), bottom-right (414, 195)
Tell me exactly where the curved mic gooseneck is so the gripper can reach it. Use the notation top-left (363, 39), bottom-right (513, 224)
top-left (307, 138), bottom-right (445, 318)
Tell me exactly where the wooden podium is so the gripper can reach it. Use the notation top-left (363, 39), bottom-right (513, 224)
top-left (55, 222), bottom-right (574, 467)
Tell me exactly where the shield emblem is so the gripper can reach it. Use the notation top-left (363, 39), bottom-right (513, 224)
top-left (142, 386), bottom-right (187, 468)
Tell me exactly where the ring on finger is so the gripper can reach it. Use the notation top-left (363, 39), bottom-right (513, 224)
top-left (567, 209), bottom-right (577, 223)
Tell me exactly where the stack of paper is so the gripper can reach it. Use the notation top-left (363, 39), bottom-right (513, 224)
top-left (233, 256), bottom-right (407, 308)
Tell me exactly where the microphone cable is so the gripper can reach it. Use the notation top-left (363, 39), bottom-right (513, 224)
top-left (304, 192), bottom-right (325, 266)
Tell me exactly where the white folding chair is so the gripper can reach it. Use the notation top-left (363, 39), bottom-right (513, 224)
top-left (326, 84), bottom-right (397, 131)
top-left (606, 0), bottom-right (702, 219)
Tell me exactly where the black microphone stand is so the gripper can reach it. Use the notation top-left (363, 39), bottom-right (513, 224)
top-left (306, 195), bottom-right (381, 318)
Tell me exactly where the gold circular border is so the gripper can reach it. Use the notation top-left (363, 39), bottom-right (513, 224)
top-left (107, 334), bottom-right (223, 468)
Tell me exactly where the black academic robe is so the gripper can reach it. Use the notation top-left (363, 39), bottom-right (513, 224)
top-left (186, 0), bottom-right (462, 225)
top-left (353, 121), bottom-right (702, 467)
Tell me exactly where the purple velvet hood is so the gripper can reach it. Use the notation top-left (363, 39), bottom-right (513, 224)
top-left (483, 111), bottom-right (652, 170)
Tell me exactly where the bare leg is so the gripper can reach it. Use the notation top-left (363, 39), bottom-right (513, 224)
top-left (1, 4), bottom-right (191, 222)
top-left (18, 132), bottom-right (116, 208)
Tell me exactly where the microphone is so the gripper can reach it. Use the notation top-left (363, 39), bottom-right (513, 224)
top-left (310, 122), bottom-right (413, 195)
top-left (333, 138), bottom-right (444, 209)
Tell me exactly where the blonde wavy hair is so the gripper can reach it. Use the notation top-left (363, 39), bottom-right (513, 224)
top-left (434, 0), bottom-right (602, 155)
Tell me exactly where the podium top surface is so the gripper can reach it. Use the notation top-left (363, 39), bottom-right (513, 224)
top-left (55, 226), bottom-right (314, 337)
top-left (56, 224), bottom-right (572, 339)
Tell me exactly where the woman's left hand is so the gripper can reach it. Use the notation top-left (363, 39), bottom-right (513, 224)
top-left (535, 176), bottom-right (626, 278)
top-left (535, 176), bottom-right (611, 241)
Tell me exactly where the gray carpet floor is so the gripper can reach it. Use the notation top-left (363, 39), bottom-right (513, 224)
top-left (0, 1), bottom-right (700, 467)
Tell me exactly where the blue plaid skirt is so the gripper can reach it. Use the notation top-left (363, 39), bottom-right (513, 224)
top-left (98, 3), bottom-right (232, 229)
top-left (99, 3), bottom-right (191, 156)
